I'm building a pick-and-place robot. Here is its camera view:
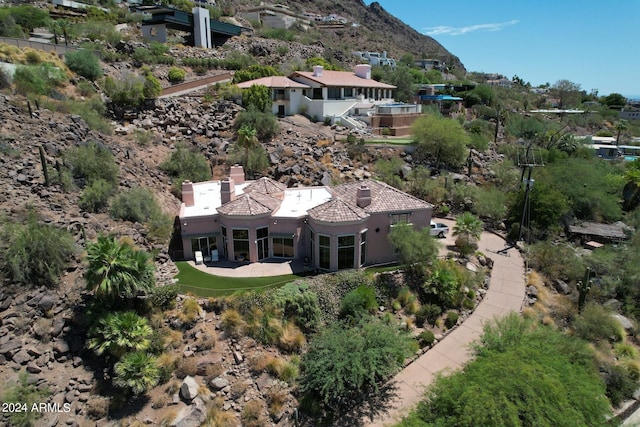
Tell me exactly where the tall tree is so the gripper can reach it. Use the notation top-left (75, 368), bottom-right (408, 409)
top-left (615, 119), bottom-right (628, 146)
top-left (453, 212), bottom-right (483, 256)
top-left (85, 234), bottom-right (155, 299)
top-left (237, 125), bottom-right (258, 169)
top-left (550, 79), bottom-right (582, 109)
top-left (412, 114), bottom-right (469, 168)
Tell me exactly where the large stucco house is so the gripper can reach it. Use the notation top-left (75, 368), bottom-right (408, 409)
top-left (237, 64), bottom-right (422, 136)
top-left (237, 64), bottom-right (396, 120)
top-left (179, 166), bottom-right (433, 271)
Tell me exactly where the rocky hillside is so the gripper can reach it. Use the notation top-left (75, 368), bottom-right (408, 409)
top-left (218, 0), bottom-right (465, 72)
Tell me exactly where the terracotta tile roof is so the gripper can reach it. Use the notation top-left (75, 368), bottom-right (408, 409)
top-left (217, 192), bottom-right (282, 216)
top-left (290, 70), bottom-right (396, 89)
top-left (236, 76), bottom-right (310, 89)
top-left (332, 180), bottom-right (433, 213)
top-left (307, 198), bottom-right (369, 223)
top-left (243, 177), bottom-right (287, 195)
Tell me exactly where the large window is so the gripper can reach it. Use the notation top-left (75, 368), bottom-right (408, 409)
top-left (360, 230), bottom-right (367, 266)
top-left (272, 236), bottom-right (294, 258)
top-left (391, 212), bottom-right (411, 225)
top-left (338, 235), bottom-right (355, 270)
top-left (319, 234), bottom-right (331, 270)
top-left (232, 229), bottom-right (249, 261)
top-left (191, 236), bottom-right (216, 258)
top-left (344, 87), bottom-right (353, 98)
top-left (257, 227), bottom-right (269, 260)
top-left (221, 226), bottom-right (228, 259)
top-left (327, 87), bottom-right (341, 99)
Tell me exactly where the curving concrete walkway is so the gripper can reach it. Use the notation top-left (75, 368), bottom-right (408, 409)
top-left (368, 226), bottom-right (527, 427)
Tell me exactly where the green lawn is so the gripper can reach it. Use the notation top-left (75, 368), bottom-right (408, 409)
top-left (174, 261), bottom-right (302, 297)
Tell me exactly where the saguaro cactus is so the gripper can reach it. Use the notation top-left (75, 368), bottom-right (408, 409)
top-left (39, 145), bottom-right (49, 186)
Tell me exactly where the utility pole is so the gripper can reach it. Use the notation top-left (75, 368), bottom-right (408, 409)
top-left (516, 143), bottom-right (544, 243)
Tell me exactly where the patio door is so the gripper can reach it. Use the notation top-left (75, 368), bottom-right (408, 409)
top-left (256, 227), bottom-right (269, 260)
top-left (191, 237), bottom-right (212, 258)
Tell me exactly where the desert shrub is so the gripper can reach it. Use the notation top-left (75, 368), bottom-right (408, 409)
top-left (2, 371), bottom-right (51, 427)
top-left (149, 285), bottom-right (178, 310)
top-left (232, 64), bottom-right (278, 84)
top-left (603, 362), bottom-right (637, 407)
top-left (110, 187), bottom-right (162, 223)
top-left (418, 330), bottom-right (436, 348)
top-left (266, 384), bottom-right (288, 419)
top-left (300, 318), bottom-right (415, 414)
top-left (272, 282), bottom-right (321, 333)
top-left (65, 49), bottom-right (103, 81)
top-left (339, 285), bottom-right (378, 320)
top-left (278, 322), bottom-right (306, 353)
top-left (180, 298), bottom-right (201, 324)
top-left (167, 67), bottom-right (186, 83)
top-left (0, 212), bottom-right (77, 288)
top-left (65, 141), bottom-right (118, 187)
top-left (174, 357), bottom-right (198, 379)
top-left (615, 342), bottom-right (639, 359)
top-left (156, 352), bottom-right (177, 384)
top-left (245, 308), bottom-right (284, 346)
top-left (79, 178), bottom-right (113, 212)
top-left (160, 144), bottom-right (211, 196)
top-left (221, 51), bottom-right (256, 70)
top-left (13, 63), bottom-right (66, 96)
top-left (86, 396), bottom-right (110, 419)
top-left (415, 304), bottom-right (441, 328)
top-left (103, 74), bottom-right (145, 109)
top-left (221, 308), bottom-right (245, 337)
top-left (241, 400), bottom-right (267, 427)
top-left (573, 303), bottom-right (624, 343)
top-left (133, 128), bottom-right (153, 146)
top-left (528, 241), bottom-right (585, 283)
top-left (444, 311), bottom-right (459, 329)
top-left (234, 106), bottom-right (279, 142)
top-left (264, 356), bottom-right (299, 384)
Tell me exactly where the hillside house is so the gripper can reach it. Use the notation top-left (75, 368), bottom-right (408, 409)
top-left (237, 65), bottom-right (401, 130)
top-left (241, 4), bottom-right (311, 30)
top-left (179, 165), bottom-right (433, 271)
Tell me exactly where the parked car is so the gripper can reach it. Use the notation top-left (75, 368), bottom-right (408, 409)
top-left (430, 221), bottom-right (449, 238)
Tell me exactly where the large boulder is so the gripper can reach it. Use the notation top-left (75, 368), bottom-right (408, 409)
top-left (171, 397), bottom-right (206, 427)
top-left (180, 376), bottom-right (199, 401)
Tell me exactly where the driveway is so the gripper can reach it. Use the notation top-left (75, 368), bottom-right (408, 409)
top-left (368, 223), bottom-right (527, 426)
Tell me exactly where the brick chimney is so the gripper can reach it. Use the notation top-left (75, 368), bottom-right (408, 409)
top-left (356, 184), bottom-right (371, 208)
top-left (182, 180), bottom-right (194, 207)
top-left (221, 178), bottom-right (235, 205)
top-left (313, 65), bottom-right (323, 77)
top-left (229, 164), bottom-right (245, 184)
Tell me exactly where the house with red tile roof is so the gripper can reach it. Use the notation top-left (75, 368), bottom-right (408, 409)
top-left (237, 64), bottom-right (397, 121)
top-left (179, 165), bottom-right (433, 271)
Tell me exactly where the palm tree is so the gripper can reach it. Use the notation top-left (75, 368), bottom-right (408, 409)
top-left (85, 234), bottom-right (155, 299)
top-left (88, 311), bottom-right (152, 359)
top-left (113, 351), bottom-right (159, 395)
top-left (237, 125), bottom-right (258, 169)
top-left (616, 120), bottom-right (629, 146)
top-left (453, 212), bottom-right (483, 256)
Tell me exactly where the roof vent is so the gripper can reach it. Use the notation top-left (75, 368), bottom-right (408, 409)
top-left (313, 65), bottom-right (323, 77)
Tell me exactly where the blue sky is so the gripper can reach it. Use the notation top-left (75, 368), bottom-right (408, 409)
top-left (364, 0), bottom-right (640, 98)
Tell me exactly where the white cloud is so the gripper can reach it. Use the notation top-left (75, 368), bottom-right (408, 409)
top-left (423, 20), bottom-right (519, 36)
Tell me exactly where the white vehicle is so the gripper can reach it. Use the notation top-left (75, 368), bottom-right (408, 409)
top-left (430, 221), bottom-right (449, 238)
